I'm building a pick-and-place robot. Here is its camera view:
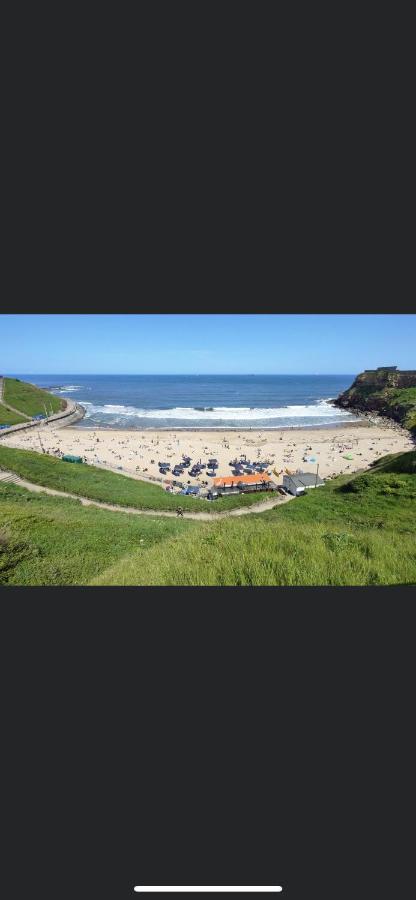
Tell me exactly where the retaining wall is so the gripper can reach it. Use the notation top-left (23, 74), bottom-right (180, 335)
top-left (0, 399), bottom-right (85, 437)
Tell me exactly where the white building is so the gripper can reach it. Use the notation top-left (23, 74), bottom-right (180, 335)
top-left (283, 472), bottom-right (324, 496)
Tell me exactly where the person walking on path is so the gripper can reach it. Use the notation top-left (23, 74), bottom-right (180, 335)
top-left (176, 506), bottom-right (184, 517)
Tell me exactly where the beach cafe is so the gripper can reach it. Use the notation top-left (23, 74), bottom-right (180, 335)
top-left (213, 473), bottom-right (274, 496)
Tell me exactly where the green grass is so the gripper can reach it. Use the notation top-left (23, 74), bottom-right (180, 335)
top-left (368, 449), bottom-right (416, 475)
top-left (92, 451), bottom-right (416, 586)
top-left (93, 514), bottom-right (416, 586)
top-left (389, 387), bottom-right (416, 404)
top-left (0, 481), bottom-right (194, 585)
top-left (1, 448), bottom-right (414, 586)
top-left (0, 405), bottom-right (27, 426)
top-left (0, 445), bottom-right (273, 513)
top-left (3, 377), bottom-right (64, 417)
top-left (387, 387), bottom-right (416, 432)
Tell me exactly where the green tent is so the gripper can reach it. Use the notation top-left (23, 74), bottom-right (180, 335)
top-left (62, 454), bottom-right (83, 464)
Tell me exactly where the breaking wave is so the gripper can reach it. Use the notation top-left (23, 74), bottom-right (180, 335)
top-left (51, 385), bottom-right (84, 392)
top-left (78, 399), bottom-right (358, 424)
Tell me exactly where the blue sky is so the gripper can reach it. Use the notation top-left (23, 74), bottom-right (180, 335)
top-left (1, 314), bottom-right (414, 375)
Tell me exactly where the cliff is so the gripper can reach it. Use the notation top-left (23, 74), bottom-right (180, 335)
top-left (333, 367), bottom-right (416, 436)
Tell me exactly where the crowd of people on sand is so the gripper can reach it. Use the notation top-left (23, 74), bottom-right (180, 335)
top-left (2, 418), bottom-right (413, 499)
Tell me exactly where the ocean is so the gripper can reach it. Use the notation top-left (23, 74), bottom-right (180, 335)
top-left (15, 374), bottom-right (360, 429)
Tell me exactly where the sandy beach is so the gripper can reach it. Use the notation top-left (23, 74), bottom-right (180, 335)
top-left (1, 417), bottom-right (413, 490)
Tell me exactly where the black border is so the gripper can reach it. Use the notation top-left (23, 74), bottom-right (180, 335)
top-left (5, 296), bottom-right (414, 316)
top-left (2, 585), bottom-right (415, 899)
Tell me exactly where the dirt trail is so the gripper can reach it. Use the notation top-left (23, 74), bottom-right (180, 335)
top-left (0, 470), bottom-right (292, 520)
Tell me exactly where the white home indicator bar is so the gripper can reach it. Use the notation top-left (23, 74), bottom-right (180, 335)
top-left (134, 889), bottom-right (283, 894)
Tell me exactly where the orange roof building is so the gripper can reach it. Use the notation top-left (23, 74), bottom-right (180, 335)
top-left (213, 474), bottom-right (272, 488)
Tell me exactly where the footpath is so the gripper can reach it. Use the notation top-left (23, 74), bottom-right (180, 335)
top-left (0, 470), bottom-right (292, 520)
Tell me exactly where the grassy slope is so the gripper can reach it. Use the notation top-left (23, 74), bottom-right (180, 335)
top-left (1, 447), bottom-right (414, 587)
top-left (3, 378), bottom-right (64, 417)
top-left (0, 482), bottom-right (194, 585)
top-left (0, 445), bottom-right (273, 513)
top-left (388, 387), bottom-right (416, 431)
top-left (93, 451), bottom-right (416, 586)
top-left (0, 406), bottom-right (27, 426)
top-left (368, 449), bottom-right (416, 475)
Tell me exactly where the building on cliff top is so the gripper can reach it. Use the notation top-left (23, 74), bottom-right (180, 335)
top-left (364, 366), bottom-right (397, 373)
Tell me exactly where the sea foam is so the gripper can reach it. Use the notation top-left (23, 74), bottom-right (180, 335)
top-left (79, 400), bottom-right (356, 422)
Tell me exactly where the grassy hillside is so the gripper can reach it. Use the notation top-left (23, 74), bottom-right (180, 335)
top-left (0, 445), bottom-right (273, 513)
top-left (368, 449), bottom-right (416, 475)
top-left (92, 451), bottom-right (416, 586)
top-left (0, 406), bottom-right (27, 426)
top-left (3, 378), bottom-right (64, 417)
top-left (387, 387), bottom-right (416, 432)
top-left (0, 481), bottom-right (193, 585)
top-left (1, 448), bottom-right (414, 586)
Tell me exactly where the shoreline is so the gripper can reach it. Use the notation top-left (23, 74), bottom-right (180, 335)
top-left (68, 401), bottom-right (411, 437)
top-left (69, 418), bottom-right (367, 434)
top-left (68, 397), bottom-right (408, 435)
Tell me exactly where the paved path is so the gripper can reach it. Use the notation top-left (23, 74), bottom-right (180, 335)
top-left (0, 398), bottom-right (84, 436)
top-left (0, 469), bottom-right (292, 520)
